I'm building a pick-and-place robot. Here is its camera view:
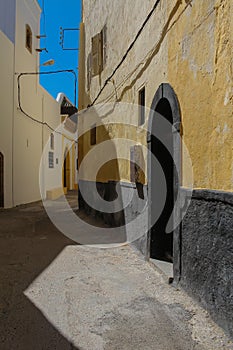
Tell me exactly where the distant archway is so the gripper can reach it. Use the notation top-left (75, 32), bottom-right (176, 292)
top-left (148, 84), bottom-right (181, 278)
top-left (0, 153), bottom-right (4, 208)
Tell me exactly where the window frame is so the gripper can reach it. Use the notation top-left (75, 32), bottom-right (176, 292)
top-left (91, 25), bottom-right (107, 77)
top-left (138, 87), bottom-right (146, 126)
top-left (25, 24), bottom-right (32, 53)
top-left (90, 124), bottom-right (97, 146)
top-left (50, 133), bottom-right (54, 150)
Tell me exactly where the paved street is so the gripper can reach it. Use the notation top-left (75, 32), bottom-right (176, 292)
top-left (0, 192), bottom-right (232, 350)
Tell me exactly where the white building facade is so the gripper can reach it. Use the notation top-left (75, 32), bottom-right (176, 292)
top-left (0, 0), bottom-right (77, 208)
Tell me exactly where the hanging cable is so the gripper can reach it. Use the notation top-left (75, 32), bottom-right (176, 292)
top-left (18, 70), bottom-right (77, 105)
top-left (17, 70), bottom-right (78, 143)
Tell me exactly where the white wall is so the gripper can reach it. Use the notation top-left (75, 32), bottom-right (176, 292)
top-left (13, 0), bottom-right (50, 205)
top-left (0, 0), bottom-right (77, 207)
top-left (0, 31), bottom-right (14, 207)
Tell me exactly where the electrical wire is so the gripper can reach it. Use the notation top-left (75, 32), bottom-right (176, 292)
top-left (90, 0), bottom-right (161, 107)
top-left (17, 70), bottom-right (78, 143)
top-left (18, 70), bottom-right (77, 105)
top-left (90, 0), bottom-right (194, 109)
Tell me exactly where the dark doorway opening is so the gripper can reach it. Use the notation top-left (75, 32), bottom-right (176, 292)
top-left (63, 149), bottom-right (70, 191)
top-left (63, 156), bottom-right (67, 188)
top-left (150, 98), bottom-right (175, 263)
top-left (0, 153), bottom-right (4, 208)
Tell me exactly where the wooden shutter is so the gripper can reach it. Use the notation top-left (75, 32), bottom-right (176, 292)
top-left (91, 32), bottom-right (103, 76)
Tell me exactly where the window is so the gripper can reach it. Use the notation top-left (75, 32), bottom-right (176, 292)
top-left (48, 152), bottom-right (54, 168)
top-left (102, 25), bottom-right (107, 66)
top-left (130, 147), bottom-right (136, 183)
top-left (50, 133), bottom-right (54, 150)
top-left (26, 24), bottom-right (32, 53)
top-left (138, 87), bottom-right (145, 125)
top-left (90, 124), bottom-right (96, 145)
top-left (87, 53), bottom-right (92, 91)
top-left (91, 25), bottom-right (107, 77)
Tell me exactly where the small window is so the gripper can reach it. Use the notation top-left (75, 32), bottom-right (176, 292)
top-left (102, 24), bottom-right (107, 66)
top-left (48, 152), bottom-right (54, 168)
top-left (50, 133), bottom-right (54, 150)
top-left (130, 147), bottom-right (136, 183)
top-left (90, 124), bottom-right (96, 145)
top-left (26, 24), bottom-right (32, 53)
top-left (138, 87), bottom-right (145, 125)
top-left (87, 53), bottom-right (92, 91)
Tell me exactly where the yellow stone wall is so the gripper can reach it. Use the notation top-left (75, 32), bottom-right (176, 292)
top-left (78, 0), bottom-right (233, 192)
top-left (168, 0), bottom-right (233, 191)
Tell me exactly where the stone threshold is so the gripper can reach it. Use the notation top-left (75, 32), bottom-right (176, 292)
top-left (150, 258), bottom-right (173, 279)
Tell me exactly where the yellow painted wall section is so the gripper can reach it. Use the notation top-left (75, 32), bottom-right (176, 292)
top-left (79, 0), bottom-right (233, 192)
top-left (168, 0), bottom-right (233, 191)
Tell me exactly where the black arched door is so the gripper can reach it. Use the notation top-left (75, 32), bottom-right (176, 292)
top-left (148, 84), bottom-right (181, 266)
top-left (0, 153), bottom-right (4, 208)
top-left (150, 99), bottom-right (174, 262)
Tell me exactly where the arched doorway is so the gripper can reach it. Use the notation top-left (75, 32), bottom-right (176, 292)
top-left (148, 84), bottom-right (181, 277)
top-left (63, 148), bottom-right (71, 191)
top-left (0, 153), bottom-right (4, 208)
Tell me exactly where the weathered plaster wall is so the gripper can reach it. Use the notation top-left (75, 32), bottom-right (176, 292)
top-left (168, 0), bottom-right (233, 191)
top-left (80, 0), bottom-right (233, 192)
top-left (80, 0), bottom-right (169, 184)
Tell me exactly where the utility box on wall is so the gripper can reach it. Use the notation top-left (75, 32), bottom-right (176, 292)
top-left (130, 145), bottom-right (145, 184)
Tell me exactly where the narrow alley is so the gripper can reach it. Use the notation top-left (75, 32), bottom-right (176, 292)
top-left (0, 192), bottom-right (232, 350)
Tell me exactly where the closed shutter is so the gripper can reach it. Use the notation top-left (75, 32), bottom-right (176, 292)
top-left (92, 32), bottom-right (103, 76)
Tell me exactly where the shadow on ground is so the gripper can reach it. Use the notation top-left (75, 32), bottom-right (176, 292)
top-left (0, 191), bottom-right (81, 350)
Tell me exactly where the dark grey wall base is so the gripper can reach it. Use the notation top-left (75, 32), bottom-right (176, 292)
top-left (78, 180), bottom-right (125, 227)
top-left (79, 180), bottom-right (233, 338)
top-left (181, 188), bottom-right (233, 338)
top-left (78, 180), bottom-right (148, 246)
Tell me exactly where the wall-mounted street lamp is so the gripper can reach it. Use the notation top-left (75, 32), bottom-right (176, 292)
top-left (40, 59), bottom-right (55, 67)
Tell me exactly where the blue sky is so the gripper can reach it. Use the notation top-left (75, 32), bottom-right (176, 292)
top-left (38, 0), bottom-right (81, 106)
